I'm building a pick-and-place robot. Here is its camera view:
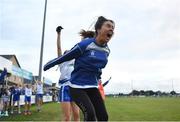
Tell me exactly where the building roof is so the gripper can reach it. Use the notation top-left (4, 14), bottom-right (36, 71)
top-left (0, 54), bottom-right (21, 68)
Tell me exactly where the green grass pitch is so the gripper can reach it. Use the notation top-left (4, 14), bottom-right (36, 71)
top-left (1, 97), bottom-right (180, 121)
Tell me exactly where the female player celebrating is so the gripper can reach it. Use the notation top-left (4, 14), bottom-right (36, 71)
top-left (44, 16), bottom-right (115, 121)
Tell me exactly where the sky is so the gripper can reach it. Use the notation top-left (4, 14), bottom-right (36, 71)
top-left (0, 0), bottom-right (180, 94)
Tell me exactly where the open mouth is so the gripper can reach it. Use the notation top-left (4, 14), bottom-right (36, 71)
top-left (107, 31), bottom-right (113, 38)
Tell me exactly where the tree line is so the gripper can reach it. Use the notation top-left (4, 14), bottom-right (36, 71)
top-left (107, 90), bottom-right (179, 97)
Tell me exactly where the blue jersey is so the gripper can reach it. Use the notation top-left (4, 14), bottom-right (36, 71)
top-left (44, 38), bottom-right (110, 88)
top-left (70, 38), bottom-right (110, 88)
top-left (12, 88), bottom-right (21, 97)
top-left (12, 88), bottom-right (21, 101)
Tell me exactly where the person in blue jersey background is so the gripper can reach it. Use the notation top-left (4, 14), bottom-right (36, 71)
top-left (11, 84), bottom-right (21, 114)
top-left (44, 16), bottom-right (115, 121)
top-left (56, 26), bottom-right (79, 121)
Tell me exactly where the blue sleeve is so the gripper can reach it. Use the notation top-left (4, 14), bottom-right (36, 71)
top-left (44, 44), bottom-right (83, 71)
top-left (0, 73), bottom-right (2, 81)
top-left (12, 89), bottom-right (15, 94)
top-left (103, 80), bottom-right (109, 87)
top-left (18, 90), bottom-right (21, 95)
top-left (43, 39), bottom-right (93, 71)
top-left (103, 77), bottom-right (111, 87)
top-left (21, 89), bottom-right (25, 95)
top-left (4, 68), bottom-right (7, 75)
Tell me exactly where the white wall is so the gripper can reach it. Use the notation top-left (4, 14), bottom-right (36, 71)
top-left (0, 56), bottom-right (12, 72)
top-left (13, 95), bottom-right (52, 106)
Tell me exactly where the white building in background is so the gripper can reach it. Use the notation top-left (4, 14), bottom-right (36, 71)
top-left (0, 56), bottom-right (12, 73)
top-left (0, 55), bottom-right (33, 85)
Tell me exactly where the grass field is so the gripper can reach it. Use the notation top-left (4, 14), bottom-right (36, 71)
top-left (1, 97), bottom-right (180, 121)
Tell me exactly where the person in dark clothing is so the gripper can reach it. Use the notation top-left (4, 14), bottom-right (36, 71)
top-left (0, 68), bottom-right (7, 86)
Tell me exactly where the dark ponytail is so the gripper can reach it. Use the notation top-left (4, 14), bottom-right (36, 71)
top-left (79, 29), bottom-right (95, 39)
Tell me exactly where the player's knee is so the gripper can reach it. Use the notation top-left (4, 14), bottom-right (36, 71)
top-left (73, 111), bottom-right (80, 121)
top-left (64, 114), bottom-right (71, 121)
top-left (84, 110), bottom-right (96, 121)
top-left (73, 114), bottom-right (80, 121)
top-left (103, 113), bottom-right (108, 121)
top-left (97, 111), bottom-right (108, 121)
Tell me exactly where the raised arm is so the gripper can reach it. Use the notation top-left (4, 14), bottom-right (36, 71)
top-left (56, 26), bottom-right (63, 57)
